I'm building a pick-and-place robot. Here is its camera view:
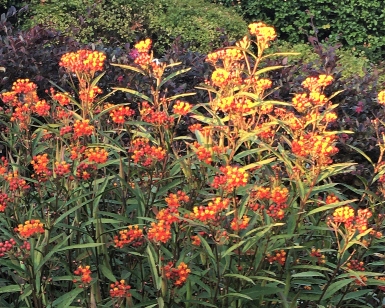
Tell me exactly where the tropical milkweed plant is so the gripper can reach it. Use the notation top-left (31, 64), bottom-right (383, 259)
top-left (0, 22), bottom-right (384, 308)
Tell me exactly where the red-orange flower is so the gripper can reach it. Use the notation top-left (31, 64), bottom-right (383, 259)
top-left (60, 50), bottom-right (106, 74)
top-left (212, 166), bottom-right (249, 192)
top-left (16, 220), bottom-right (45, 238)
top-left (173, 101), bottom-right (192, 116)
top-left (31, 154), bottom-right (51, 178)
top-left (73, 265), bottom-right (92, 286)
top-left (85, 147), bottom-right (109, 164)
top-left (163, 262), bottom-right (191, 287)
top-left (147, 220), bottom-right (172, 243)
top-left (114, 225), bottom-right (144, 248)
top-left (73, 119), bottom-right (94, 139)
top-left (110, 280), bottom-right (131, 298)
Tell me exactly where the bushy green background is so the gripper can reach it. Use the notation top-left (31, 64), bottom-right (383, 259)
top-left (211, 0), bottom-right (385, 62)
top-left (14, 0), bottom-right (247, 54)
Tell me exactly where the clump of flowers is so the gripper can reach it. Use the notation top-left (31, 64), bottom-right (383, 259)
top-left (0, 238), bottom-right (16, 257)
top-left (163, 262), bottom-right (191, 287)
top-left (114, 225), bottom-right (144, 248)
top-left (192, 197), bottom-right (230, 222)
top-left (130, 138), bottom-right (166, 167)
top-left (346, 259), bottom-right (367, 286)
top-left (310, 248), bottom-right (326, 265)
top-left (212, 165), bottom-right (249, 193)
top-left (173, 101), bottom-right (191, 116)
top-left (230, 215), bottom-right (250, 231)
top-left (73, 119), bottom-right (94, 139)
top-left (59, 50), bottom-right (106, 75)
top-left (31, 154), bottom-right (51, 179)
top-left (16, 220), bottom-right (45, 238)
top-left (85, 147), bottom-right (109, 164)
top-left (147, 220), bottom-right (172, 244)
top-left (328, 206), bottom-right (373, 235)
top-left (73, 265), bottom-right (92, 287)
top-left (107, 105), bottom-right (135, 124)
top-left (0, 193), bottom-right (10, 212)
top-left (110, 280), bottom-right (131, 298)
top-left (266, 250), bottom-right (286, 266)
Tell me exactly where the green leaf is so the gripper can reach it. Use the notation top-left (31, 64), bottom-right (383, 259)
top-left (110, 63), bottom-right (146, 75)
top-left (222, 240), bottom-right (245, 258)
top-left (48, 287), bottom-right (83, 308)
top-left (160, 68), bottom-right (191, 87)
top-left (221, 292), bottom-right (252, 300)
top-left (57, 243), bottom-right (104, 252)
top-left (321, 278), bottom-right (354, 300)
top-left (112, 87), bottom-right (153, 103)
top-left (99, 264), bottom-right (116, 282)
top-left (291, 271), bottom-right (325, 278)
top-left (0, 284), bottom-right (21, 293)
top-left (224, 274), bottom-right (255, 284)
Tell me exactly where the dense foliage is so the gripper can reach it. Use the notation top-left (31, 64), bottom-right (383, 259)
top-left (211, 0), bottom-right (385, 62)
top-left (0, 21), bottom-right (385, 307)
top-left (18, 0), bottom-right (247, 54)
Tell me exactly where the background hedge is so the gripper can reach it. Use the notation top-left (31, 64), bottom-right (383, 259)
top-left (211, 0), bottom-right (385, 62)
top-left (8, 0), bottom-right (247, 54)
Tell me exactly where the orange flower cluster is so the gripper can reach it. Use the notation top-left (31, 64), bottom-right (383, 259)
top-left (310, 248), bottom-right (326, 265)
top-left (330, 207), bottom-right (373, 234)
top-left (266, 250), bottom-right (286, 266)
top-left (248, 22), bottom-right (276, 48)
top-left (192, 142), bottom-right (212, 164)
top-left (326, 193), bottom-right (339, 205)
top-left (0, 238), bottom-right (16, 257)
top-left (59, 50), bottom-right (106, 74)
top-left (54, 161), bottom-right (71, 176)
top-left (4, 171), bottom-right (30, 191)
top-left (12, 78), bottom-right (37, 94)
top-left (0, 157), bottom-right (8, 175)
top-left (79, 86), bottom-right (102, 104)
top-left (230, 215), bottom-right (250, 231)
top-left (165, 191), bottom-right (189, 209)
top-left (173, 101), bottom-right (192, 116)
top-left (256, 123), bottom-right (276, 140)
top-left (73, 119), bottom-right (94, 139)
top-left (192, 197), bottom-right (230, 222)
top-left (191, 235), bottom-right (201, 246)
top-left (147, 191), bottom-right (189, 243)
top-left (292, 133), bottom-right (339, 165)
top-left (110, 280), bottom-right (131, 298)
top-left (31, 154), bottom-right (51, 178)
top-left (206, 48), bottom-right (243, 65)
top-left (211, 68), bottom-right (230, 87)
top-left (133, 39), bottom-right (152, 68)
top-left (73, 265), bottom-right (92, 286)
top-left (0, 193), bottom-right (9, 212)
top-left (114, 225), bottom-right (144, 248)
top-left (34, 100), bottom-right (50, 116)
top-left (16, 219), bottom-right (44, 238)
top-left (212, 166), bottom-right (249, 192)
top-left (218, 96), bottom-right (253, 114)
top-left (378, 90), bottom-right (385, 105)
top-left (50, 89), bottom-right (71, 106)
top-left (140, 102), bottom-right (174, 127)
top-left (75, 162), bottom-right (97, 181)
top-left (130, 138), bottom-right (166, 167)
top-left (346, 260), bottom-right (367, 286)
top-left (302, 75), bottom-right (333, 92)
top-left (163, 262), bottom-right (191, 287)
top-left (108, 105), bottom-right (135, 124)
top-left (376, 277), bottom-right (385, 291)
top-left (135, 39), bottom-right (152, 53)
top-left (147, 220), bottom-right (172, 243)
top-left (86, 147), bottom-right (108, 164)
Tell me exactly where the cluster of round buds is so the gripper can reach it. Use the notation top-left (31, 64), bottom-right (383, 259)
top-left (326, 193), bottom-right (339, 204)
top-left (110, 280), bottom-right (131, 298)
top-left (147, 220), bottom-right (172, 244)
top-left (192, 197), bottom-right (230, 222)
top-left (376, 276), bottom-right (385, 291)
top-left (310, 248), bottom-right (326, 265)
top-left (140, 102), bottom-right (174, 128)
top-left (73, 119), bottom-right (94, 139)
top-left (217, 96), bottom-right (253, 114)
top-left (162, 262), bottom-right (191, 287)
top-left (206, 48), bottom-right (243, 65)
top-left (31, 154), bottom-right (52, 179)
top-left (134, 39), bottom-right (152, 53)
top-left (191, 235), bottom-right (201, 246)
top-left (130, 138), bottom-right (166, 167)
top-left (73, 265), bottom-right (92, 287)
top-left (0, 238), bottom-right (16, 257)
top-left (346, 260), bottom-right (367, 286)
top-left (332, 206), bottom-right (355, 224)
top-left (54, 161), bottom-right (71, 177)
top-left (0, 193), bottom-right (10, 212)
top-left (4, 171), bottom-right (30, 191)
top-left (16, 220), bottom-right (45, 238)
top-left (165, 191), bottom-right (189, 209)
top-left (85, 147), bottom-right (109, 164)
top-left (266, 250), bottom-right (286, 266)
top-left (191, 142), bottom-right (212, 164)
top-left (76, 162), bottom-right (97, 181)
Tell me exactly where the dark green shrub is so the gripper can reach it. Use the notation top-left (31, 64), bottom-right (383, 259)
top-left (21, 0), bottom-right (247, 54)
top-left (211, 0), bottom-right (385, 62)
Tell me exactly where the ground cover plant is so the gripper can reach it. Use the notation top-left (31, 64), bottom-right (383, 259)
top-left (1, 22), bottom-right (385, 308)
